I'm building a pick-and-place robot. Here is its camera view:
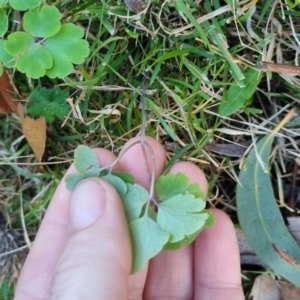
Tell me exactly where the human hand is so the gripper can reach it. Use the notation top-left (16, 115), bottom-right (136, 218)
top-left (15, 136), bottom-right (244, 300)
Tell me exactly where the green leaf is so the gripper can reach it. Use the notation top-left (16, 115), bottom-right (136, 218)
top-left (237, 134), bottom-right (300, 286)
top-left (203, 209), bottom-right (215, 227)
top-left (112, 171), bottom-right (135, 184)
top-left (187, 183), bottom-right (205, 199)
top-left (65, 168), bottom-right (101, 191)
top-left (0, 9), bottom-right (8, 37)
top-left (0, 0), bottom-right (5, 6)
top-left (9, 0), bottom-right (42, 10)
top-left (156, 173), bottom-right (189, 200)
top-left (123, 183), bottom-right (149, 222)
top-left (5, 32), bottom-right (34, 55)
top-left (208, 29), bottom-right (246, 87)
top-left (16, 43), bottom-right (53, 78)
top-left (0, 40), bottom-right (15, 67)
top-left (287, 0), bottom-right (300, 8)
top-left (44, 24), bottom-right (89, 78)
top-left (27, 87), bottom-right (69, 122)
top-left (219, 67), bottom-right (262, 117)
top-left (157, 194), bottom-right (207, 242)
top-left (130, 215), bottom-right (169, 273)
top-left (156, 172), bottom-right (205, 200)
top-left (101, 173), bottom-right (127, 198)
top-left (74, 145), bottom-right (99, 173)
top-left (23, 5), bottom-right (61, 38)
top-left (163, 239), bottom-right (182, 250)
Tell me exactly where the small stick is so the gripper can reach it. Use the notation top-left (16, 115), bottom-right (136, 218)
top-left (257, 61), bottom-right (300, 75)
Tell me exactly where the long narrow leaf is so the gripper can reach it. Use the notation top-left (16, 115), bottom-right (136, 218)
top-left (237, 133), bottom-right (300, 286)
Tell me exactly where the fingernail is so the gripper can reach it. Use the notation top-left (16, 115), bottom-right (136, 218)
top-left (69, 179), bottom-right (106, 233)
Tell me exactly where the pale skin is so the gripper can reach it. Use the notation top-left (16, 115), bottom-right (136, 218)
top-left (15, 136), bottom-right (244, 299)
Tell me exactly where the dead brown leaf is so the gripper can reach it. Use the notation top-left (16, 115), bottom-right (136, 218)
top-left (0, 68), bottom-right (17, 114)
top-left (205, 140), bottom-right (252, 157)
top-left (249, 274), bottom-right (282, 300)
top-left (17, 104), bottom-right (46, 163)
top-left (280, 281), bottom-right (300, 300)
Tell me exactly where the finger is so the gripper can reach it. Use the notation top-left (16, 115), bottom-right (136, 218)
top-left (49, 178), bottom-right (131, 299)
top-left (118, 136), bottom-right (167, 300)
top-left (143, 161), bottom-right (208, 299)
top-left (194, 208), bottom-right (244, 300)
top-left (15, 149), bottom-right (119, 300)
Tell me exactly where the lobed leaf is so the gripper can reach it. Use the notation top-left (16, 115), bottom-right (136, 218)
top-left (65, 168), bottom-right (101, 191)
top-left (157, 193), bottom-right (207, 242)
top-left (155, 172), bottom-right (189, 200)
top-left (5, 32), bottom-right (34, 56)
top-left (237, 133), bottom-right (300, 286)
top-left (74, 145), bottom-right (99, 173)
top-left (23, 5), bottom-right (61, 38)
top-left (44, 24), bottom-right (89, 78)
top-left (0, 9), bottom-right (8, 37)
top-left (0, 0), bottom-right (5, 6)
top-left (9, 0), bottom-right (42, 10)
top-left (102, 173), bottom-right (127, 198)
top-left (27, 87), bottom-right (69, 123)
top-left (130, 215), bottom-right (169, 273)
top-left (112, 171), bottom-right (135, 184)
top-left (123, 183), bottom-right (149, 222)
top-left (0, 40), bottom-right (15, 68)
top-left (16, 44), bottom-right (53, 78)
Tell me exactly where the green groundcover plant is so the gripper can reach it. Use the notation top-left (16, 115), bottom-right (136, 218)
top-left (27, 87), bottom-right (70, 123)
top-left (66, 144), bottom-right (215, 273)
top-left (0, 1), bottom-right (89, 78)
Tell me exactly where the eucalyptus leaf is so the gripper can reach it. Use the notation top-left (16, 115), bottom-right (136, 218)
top-left (237, 134), bottom-right (300, 286)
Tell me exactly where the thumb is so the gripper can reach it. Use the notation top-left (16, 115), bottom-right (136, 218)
top-left (50, 178), bottom-right (132, 300)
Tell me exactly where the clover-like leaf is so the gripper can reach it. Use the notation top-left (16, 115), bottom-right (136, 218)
top-left (156, 173), bottom-right (189, 200)
top-left (0, 9), bottom-right (8, 37)
top-left (44, 24), bottom-right (89, 78)
top-left (0, 0), bottom-right (5, 6)
top-left (74, 145), bottom-right (99, 173)
top-left (9, 0), bottom-right (42, 10)
top-left (157, 194), bottom-right (207, 243)
top-left (0, 40), bottom-right (15, 67)
top-left (65, 168), bottom-right (101, 191)
top-left (16, 43), bottom-right (52, 78)
top-left (23, 5), bottom-right (61, 38)
top-left (27, 87), bottom-right (70, 123)
top-left (123, 184), bottom-right (149, 222)
top-left (130, 215), bottom-right (169, 273)
top-left (112, 171), bottom-right (135, 184)
top-left (102, 173), bottom-right (127, 198)
top-left (5, 32), bottom-right (34, 55)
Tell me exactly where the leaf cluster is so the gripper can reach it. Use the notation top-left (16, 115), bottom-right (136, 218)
top-left (27, 87), bottom-right (69, 123)
top-left (0, 3), bottom-right (89, 78)
top-left (66, 145), bottom-right (214, 273)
